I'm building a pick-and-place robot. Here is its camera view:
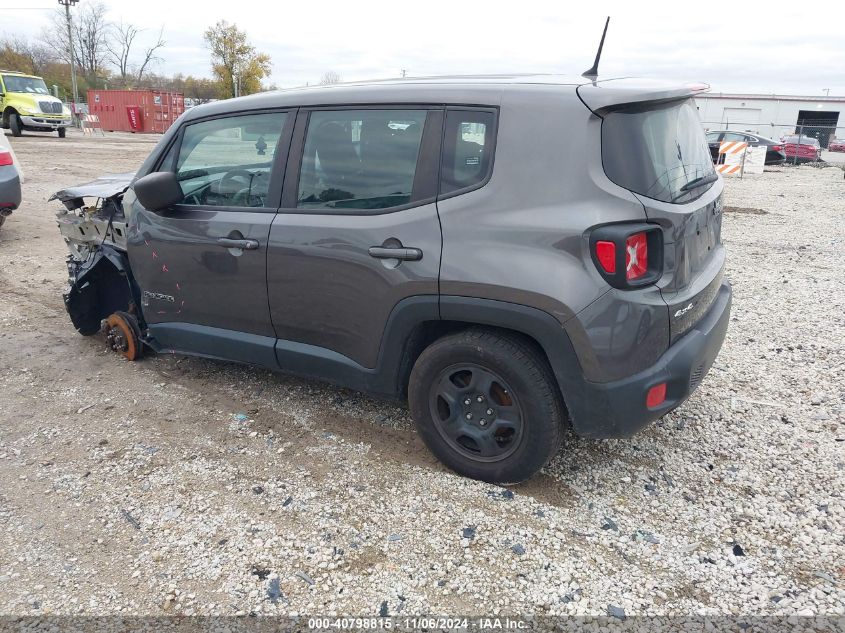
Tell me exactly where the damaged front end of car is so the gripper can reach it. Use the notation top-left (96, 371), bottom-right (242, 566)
top-left (52, 174), bottom-right (146, 359)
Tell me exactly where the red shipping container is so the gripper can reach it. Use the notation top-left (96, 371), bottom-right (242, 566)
top-left (86, 89), bottom-right (185, 134)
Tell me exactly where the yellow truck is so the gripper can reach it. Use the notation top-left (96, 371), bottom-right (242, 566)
top-left (0, 70), bottom-right (72, 138)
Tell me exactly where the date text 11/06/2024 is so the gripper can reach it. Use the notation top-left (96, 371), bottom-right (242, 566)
top-left (307, 617), bottom-right (529, 630)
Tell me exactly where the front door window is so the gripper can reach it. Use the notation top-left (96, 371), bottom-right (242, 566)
top-left (174, 112), bottom-right (288, 208)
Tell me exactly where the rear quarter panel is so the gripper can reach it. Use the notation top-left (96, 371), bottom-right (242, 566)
top-left (436, 85), bottom-right (648, 324)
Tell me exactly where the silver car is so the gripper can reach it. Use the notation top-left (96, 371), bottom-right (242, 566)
top-left (0, 133), bottom-right (22, 229)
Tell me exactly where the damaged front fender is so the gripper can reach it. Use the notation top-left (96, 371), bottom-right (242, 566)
top-left (65, 244), bottom-right (144, 336)
top-left (53, 173), bottom-right (135, 261)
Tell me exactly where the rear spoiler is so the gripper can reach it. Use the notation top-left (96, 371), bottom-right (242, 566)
top-left (577, 78), bottom-right (710, 116)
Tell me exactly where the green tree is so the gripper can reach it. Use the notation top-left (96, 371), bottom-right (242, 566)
top-left (203, 20), bottom-right (270, 99)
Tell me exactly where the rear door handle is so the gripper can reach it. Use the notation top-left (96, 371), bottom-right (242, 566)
top-left (217, 238), bottom-right (259, 250)
top-left (368, 246), bottom-right (423, 261)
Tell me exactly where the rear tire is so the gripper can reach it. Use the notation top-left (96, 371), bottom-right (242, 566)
top-left (10, 114), bottom-right (22, 137)
top-left (58, 127), bottom-right (66, 138)
top-left (408, 328), bottom-right (563, 484)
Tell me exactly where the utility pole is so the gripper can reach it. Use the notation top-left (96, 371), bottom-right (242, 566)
top-left (58, 0), bottom-right (80, 109)
top-left (401, 68), bottom-right (407, 78)
top-left (822, 88), bottom-right (830, 97)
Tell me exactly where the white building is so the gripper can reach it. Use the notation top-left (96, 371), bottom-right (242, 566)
top-left (694, 93), bottom-right (844, 147)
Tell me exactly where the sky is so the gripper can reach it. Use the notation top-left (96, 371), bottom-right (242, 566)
top-left (2, 0), bottom-right (845, 96)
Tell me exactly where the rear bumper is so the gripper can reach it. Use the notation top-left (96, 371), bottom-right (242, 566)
top-left (570, 280), bottom-right (732, 438)
top-left (20, 115), bottom-right (71, 129)
top-left (0, 169), bottom-right (22, 211)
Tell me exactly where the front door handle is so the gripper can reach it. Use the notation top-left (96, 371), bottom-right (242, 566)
top-left (368, 246), bottom-right (423, 261)
top-left (217, 237), bottom-right (259, 250)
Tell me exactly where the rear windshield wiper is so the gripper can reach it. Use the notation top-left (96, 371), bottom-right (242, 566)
top-left (679, 172), bottom-right (718, 193)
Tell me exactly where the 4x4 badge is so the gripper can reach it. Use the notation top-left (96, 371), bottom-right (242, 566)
top-left (674, 303), bottom-right (695, 318)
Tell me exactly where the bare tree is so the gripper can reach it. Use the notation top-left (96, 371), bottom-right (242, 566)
top-left (100, 15), bottom-right (167, 88)
top-left (105, 20), bottom-right (140, 85)
top-left (320, 70), bottom-right (342, 85)
top-left (42, 1), bottom-right (110, 82)
top-left (73, 2), bottom-right (109, 78)
top-left (134, 26), bottom-right (165, 84)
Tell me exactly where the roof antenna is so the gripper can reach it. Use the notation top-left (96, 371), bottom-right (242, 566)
top-left (582, 17), bottom-right (610, 79)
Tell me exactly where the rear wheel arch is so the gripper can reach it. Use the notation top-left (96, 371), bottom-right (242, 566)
top-left (376, 295), bottom-right (587, 412)
top-left (396, 320), bottom-right (561, 403)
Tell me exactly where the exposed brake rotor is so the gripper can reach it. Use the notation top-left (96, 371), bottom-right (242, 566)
top-left (101, 311), bottom-right (142, 361)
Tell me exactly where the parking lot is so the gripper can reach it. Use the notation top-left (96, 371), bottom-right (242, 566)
top-left (0, 129), bottom-right (843, 618)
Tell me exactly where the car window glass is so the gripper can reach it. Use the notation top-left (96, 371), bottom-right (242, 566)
top-left (705, 132), bottom-right (720, 142)
top-left (441, 110), bottom-right (495, 195)
top-left (175, 112), bottom-right (287, 208)
top-left (158, 139), bottom-right (179, 172)
top-left (721, 132), bottom-right (745, 141)
top-left (297, 109), bottom-right (426, 210)
top-left (601, 98), bottom-right (715, 204)
top-left (1, 75), bottom-right (50, 94)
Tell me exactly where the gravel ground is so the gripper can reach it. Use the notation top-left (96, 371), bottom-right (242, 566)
top-left (0, 129), bottom-right (843, 620)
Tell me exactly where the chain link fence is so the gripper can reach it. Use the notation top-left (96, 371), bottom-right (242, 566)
top-left (700, 121), bottom-right (845, 166)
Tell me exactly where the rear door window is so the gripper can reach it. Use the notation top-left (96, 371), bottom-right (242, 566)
top-left (602, 98), bottom-right (716, 204)
top-left (297, 109), bottom-right (427, 210)
top-left (175, 111), bottom-right (287, 208)
top-left (440, 109), bottom-right (496, 195)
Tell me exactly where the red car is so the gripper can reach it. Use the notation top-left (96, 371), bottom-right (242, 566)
top-left (828, 138), bottom-right (845, 152)
top-left (782, 135), bottom-right (822, 162)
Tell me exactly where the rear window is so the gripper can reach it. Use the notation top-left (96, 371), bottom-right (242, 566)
top-left (602, 99), bottom-right (715, 204)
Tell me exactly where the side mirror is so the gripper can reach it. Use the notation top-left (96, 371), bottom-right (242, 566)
top-left (133, 171), bottom-right (183, 211)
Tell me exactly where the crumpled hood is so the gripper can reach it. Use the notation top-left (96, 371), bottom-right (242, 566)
top-left (49, 172), bottom-right (135, 207)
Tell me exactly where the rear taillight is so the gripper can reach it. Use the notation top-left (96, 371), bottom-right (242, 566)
top-left (590, 224), bottom-right (662, 289)
top-left (0, 151), bottom-right (13, 167)
top-left (771, 145), bottom-right (782, 152)
top-left (595, 241), bottom-right (616, 274)
top-left (625, 232), bottom-right (648, 281)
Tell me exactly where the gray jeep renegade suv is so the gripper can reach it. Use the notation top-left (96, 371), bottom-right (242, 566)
top-left (54, 75), bottom-right (731, 483)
